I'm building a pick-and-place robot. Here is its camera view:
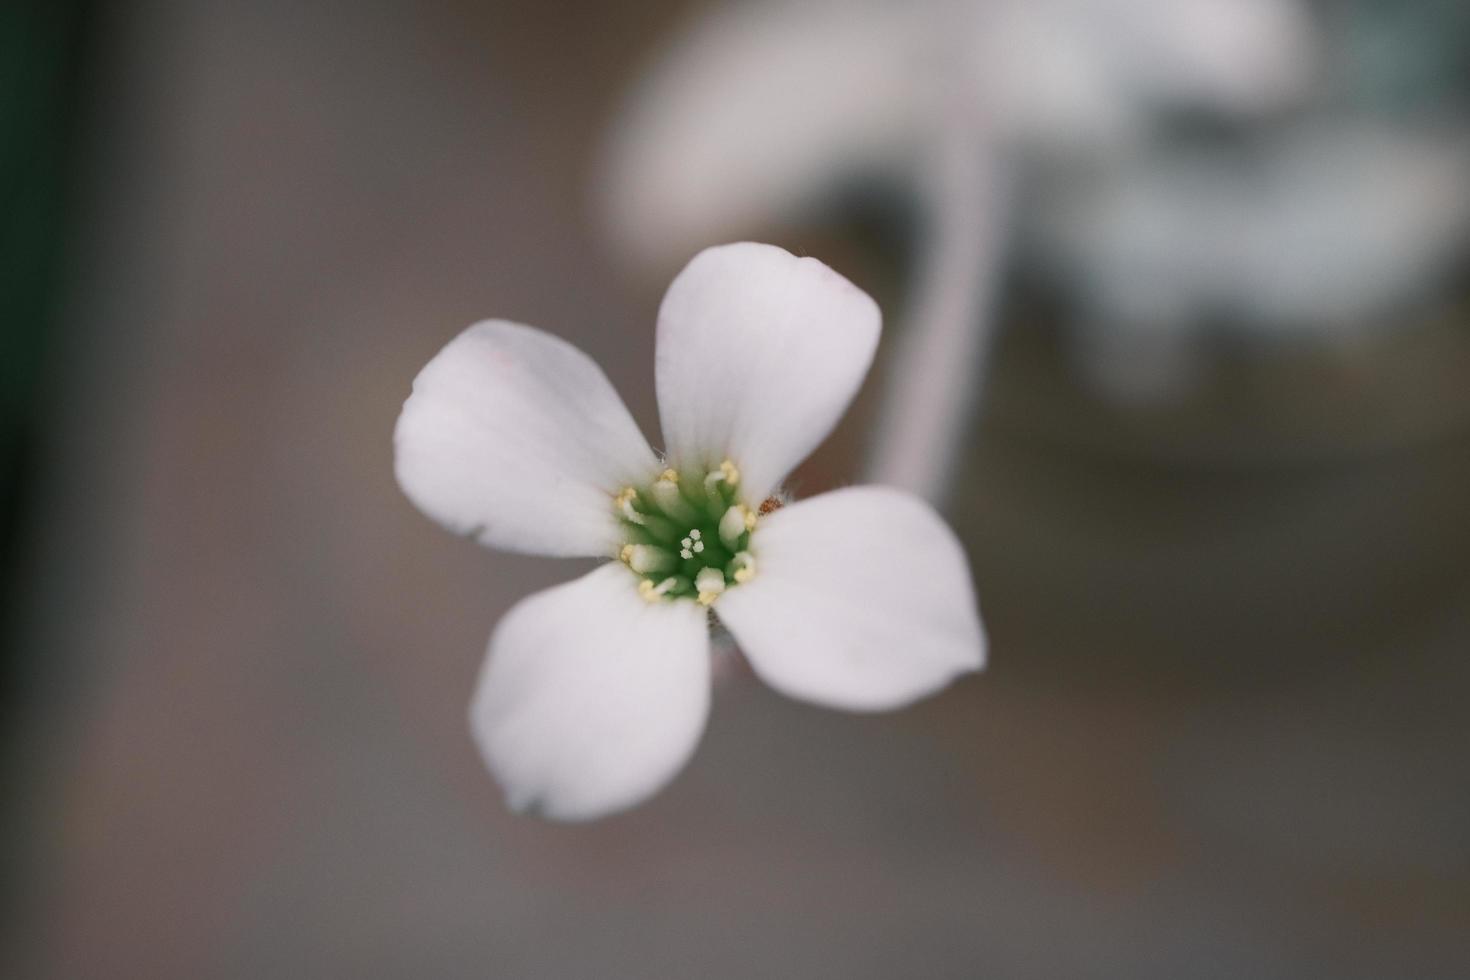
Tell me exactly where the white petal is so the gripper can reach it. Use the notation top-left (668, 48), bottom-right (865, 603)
top-left (656, 242), bottom-right (880, 501)
top-left (716, 486), bottom-right (984, 711)
top-left (470, 563), bottom-right (711, 821)
top-left (394, 321), bottom-right (657, 557)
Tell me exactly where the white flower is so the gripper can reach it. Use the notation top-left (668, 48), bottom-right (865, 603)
top-left (394, 242), bottom-right (986, 820)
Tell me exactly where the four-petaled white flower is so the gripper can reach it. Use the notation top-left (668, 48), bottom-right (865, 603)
top-left (394, 242), bottom-right (985, 820)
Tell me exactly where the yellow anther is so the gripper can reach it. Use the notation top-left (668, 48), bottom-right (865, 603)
top-left (619, 544), bottom-right (634, 564)
top-left (614, 487), bottom-right (646, 525)
top-left (637, 576), bottom-right (678, 603)
top-left (704, 459), bottom-right (741, 494)
top-left (651, 470), bottom-right (697, 522)
top-left (694, 568), bottom-right (725, 605)
top-left (627, 544), bottom-right (677, 574)
top-left (730, 551), bottom-right (756, 584)
top-left (719, 504), bottom-right (754, 549)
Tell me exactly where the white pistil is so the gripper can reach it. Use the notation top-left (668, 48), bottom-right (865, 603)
top-left (695, 567), bottom-right (726, 606)
top-left (719, 504), bottom-right (754, 549)
top-left (729, 551), bottom-right (756, 584)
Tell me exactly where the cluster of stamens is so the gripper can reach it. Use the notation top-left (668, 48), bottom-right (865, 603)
top-left (614, 460), bottom-right (760, 606)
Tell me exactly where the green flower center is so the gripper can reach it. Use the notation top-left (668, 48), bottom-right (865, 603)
top-left (614, 460), bottom-right (760, 605)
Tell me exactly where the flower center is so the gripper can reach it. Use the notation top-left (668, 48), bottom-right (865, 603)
top-left (614, 460), bottom-right (760, 606)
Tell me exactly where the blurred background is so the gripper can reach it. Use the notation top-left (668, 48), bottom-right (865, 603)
top-left (3, 0), bottom-right (1469, 976)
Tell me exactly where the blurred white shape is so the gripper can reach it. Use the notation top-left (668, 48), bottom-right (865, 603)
top-left (601, 0), bottom-right (1317, 270)
top-left (979, 0), bottom-right (1314, 148)
top-left (602, 1), bottom-right (931, 271)
top-left (1036, 123), bottom-right (1470, 337)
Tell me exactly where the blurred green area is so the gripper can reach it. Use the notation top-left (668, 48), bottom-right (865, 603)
top-left (1, 1), bottom-right (92, 679)
top-left (0, 3), bottom-right (93, 955)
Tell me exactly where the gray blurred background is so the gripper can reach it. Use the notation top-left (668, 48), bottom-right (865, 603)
top-left (3, 1), bottom-right (1468, 977)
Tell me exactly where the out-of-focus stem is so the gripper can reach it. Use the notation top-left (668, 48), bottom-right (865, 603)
top-left (864, 110), bottom-right (1010, 505)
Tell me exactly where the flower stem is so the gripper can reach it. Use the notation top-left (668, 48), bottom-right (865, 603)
top-left (864, 108), bottom-right (1012, 505)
